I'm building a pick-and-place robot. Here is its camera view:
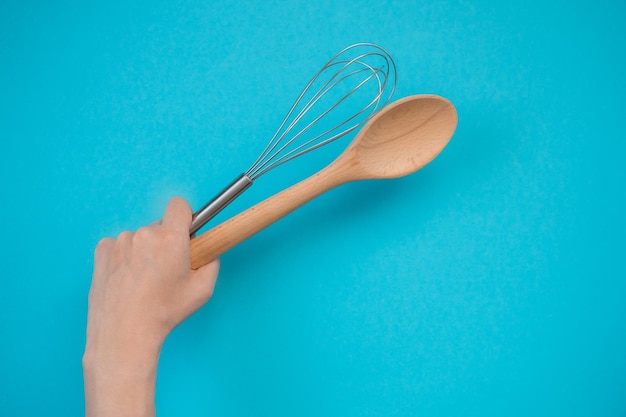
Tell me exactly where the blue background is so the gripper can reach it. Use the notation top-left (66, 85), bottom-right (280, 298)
top-left (1, 1), bottom-right (625, 416)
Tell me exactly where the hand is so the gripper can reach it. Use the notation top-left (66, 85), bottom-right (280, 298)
top-left (83, 197), bottom-right (219, 417)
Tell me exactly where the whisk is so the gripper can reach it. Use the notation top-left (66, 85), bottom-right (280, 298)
top-left (189, 43), bottom-right (397, 235)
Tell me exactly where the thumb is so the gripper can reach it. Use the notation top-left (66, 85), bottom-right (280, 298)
top-left (162, 197), bottom-right (192, 233)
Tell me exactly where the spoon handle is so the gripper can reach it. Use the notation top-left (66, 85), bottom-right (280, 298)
top-left (189, 167), bottom-right (345, 269)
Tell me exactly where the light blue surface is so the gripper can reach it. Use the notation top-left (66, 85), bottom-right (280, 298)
top-left (1, 1), bottom-right (625, 415)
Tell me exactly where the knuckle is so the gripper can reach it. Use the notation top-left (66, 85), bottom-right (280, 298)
top-left (117, 231), bottom-right (133, 243)
top-left (134, 226), bottom-right (155, 242)
top-left (94, 237), bottom-right (113, 256)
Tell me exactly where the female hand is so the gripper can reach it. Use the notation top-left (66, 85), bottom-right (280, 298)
top-left (83, 197), bottom-right (219, 417)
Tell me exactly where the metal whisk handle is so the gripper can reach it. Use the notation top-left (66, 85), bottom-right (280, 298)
top-left (190, 174), bottom-right (253, 235)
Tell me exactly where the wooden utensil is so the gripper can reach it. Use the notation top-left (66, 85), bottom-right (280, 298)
top-left (190, 94), bottom-right (458, 269)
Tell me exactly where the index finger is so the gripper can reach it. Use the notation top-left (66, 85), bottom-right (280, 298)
top-left (162, 197), bottom-right (192, 233)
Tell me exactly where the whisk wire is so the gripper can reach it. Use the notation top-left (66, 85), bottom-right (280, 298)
top-left (246, 49), bottom-right (395, 180)
top-left (246, 58), bottom-right (364, 178)
top-left (190, 43), bottom-right (396, 235)
top-left (246, 65), bottom-right (386, 179)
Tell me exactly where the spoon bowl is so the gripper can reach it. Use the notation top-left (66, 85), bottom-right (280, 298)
top-left (348, 95), bottom-right (457, 180)
top-left (190, 95), bottom-right (458, 269)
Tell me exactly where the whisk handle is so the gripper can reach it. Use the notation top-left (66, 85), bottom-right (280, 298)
top-left (189, 174), bottom-right (253, 235)
top-left (189, 168), bottom-right (344, 269)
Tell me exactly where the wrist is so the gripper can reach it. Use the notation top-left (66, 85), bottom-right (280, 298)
top-left (83, 347), bottom-right (161, 417)
top-left (83, 315), bottom-right (167, 372)
top-left (82, 349), bottom-right (160, 380)
top-left (83, 335), bottom-right (163, 379)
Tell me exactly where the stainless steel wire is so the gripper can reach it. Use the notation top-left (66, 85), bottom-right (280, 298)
top-left (245, 43), bottom-right (396, 180)
top-left (190, 43), bottom-right (397, 235)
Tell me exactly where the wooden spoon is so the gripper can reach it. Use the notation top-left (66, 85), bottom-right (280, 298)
top-left (190, 94), bottom-right (458, 269)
